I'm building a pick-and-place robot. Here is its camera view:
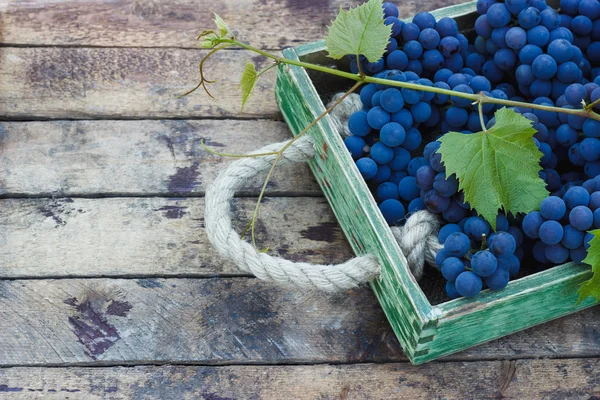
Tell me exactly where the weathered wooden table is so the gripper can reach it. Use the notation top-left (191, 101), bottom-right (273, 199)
top-left (1, 1), bottom-right (599, 398)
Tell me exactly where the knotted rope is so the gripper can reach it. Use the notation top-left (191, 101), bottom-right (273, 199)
top-left (204, 93), bottom-right (442, 291)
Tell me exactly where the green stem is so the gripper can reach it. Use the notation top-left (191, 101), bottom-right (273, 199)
top-left (478, 101), bottom-right (487, 132)
top-left (218, 38), bottom-right (600, 123)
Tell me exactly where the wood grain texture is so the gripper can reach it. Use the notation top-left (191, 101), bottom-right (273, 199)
top-left (0, 278), bottom-right (600, 366)
top-left (0, 47), bottom-right (279, 119)
top-left (1, 360), bottom-right (600, 399)
top-left (0, 197), bottom-right (353, 278)
top-left (0, 0), bottom-right (468, 49)
top-left (0, 120), bottom-right (319, 196)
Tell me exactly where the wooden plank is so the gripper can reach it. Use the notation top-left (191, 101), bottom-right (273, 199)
top-left (1, 360), bottom-right (600, 399)
top-left (0, 47), bottom-right (280, 119)
top-left (0, 197), bottom-right (353, 278)
top-left (1, 278), bottom-right (600, 366)
top-left (0, 278), bottom-right (404, 365)
top-left (0, 0), bottom-right (469, 49)
top-left (0, 120), bottom-right (319, 196)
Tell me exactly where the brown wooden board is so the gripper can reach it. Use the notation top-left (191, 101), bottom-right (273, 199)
top-left (0, 0), bottom-right (468, 49)
top-left (0, 47), bottom-right (279, 120)
top-left (1, 359), bottom-right (600, 399)
top-left (0, 120), bottom-right (319, 196)
top-left (0, 197), bottom-right (352, 278)
top-left (0, 278), bottom-right (599, 366)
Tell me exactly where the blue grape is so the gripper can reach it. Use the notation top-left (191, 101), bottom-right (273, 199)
top-left (411, 101), bottom-right (432, 123)
top-left (433, 82), bottom-right (451, 104)
top-left (464, 216), bottom-right (491, 241)
top-left (382, 2), bottom-right (399, 18)
top-left (557, 61), bottom-right (581, 84)
top-left (433, 172), bottom-right (458, 197)
top-left (387, 50), bottom-right (409, 70)
top-left (425, 190), bottom-right (451, 213)
top-left (367, 106), bottom-right (391, 130)
top-left (564, 186), bottom-right (590, 208)
top-left (385, 17), bottom-right (404, 37)
top-left (487, 3), bottom-right (512, 27)
top-left (466, 53), bottom-right (487, 74)
top-left (434, 68), bottom-right (454, 83)
top-left (580, 138), bottom-right (600, 162)
top-left (540, 196), bottom-right (566, 220)
top-left (380, 88), bottom-right (405, 113)
top-left (419, 28), bottom-right (440, 50)
top-left (348, 111), bottom-right (371, 137)
top-left (404, 40), bottom-right (423, 59)
top-left (372, 164), bottom-right (392, 184)
top-left (408, 198), bottom-right (425, 212)
top-left (391, 108), bottom-right (413, 129)
top-left (444, 54), bottom-right (464, 72)
top-left (370, 142), bottom-right (394, 164)
top-left (565, 83), bottom-right (587, 106)
top-left (494, 48), bottom-right (517, 71)
top-left (571, 246), bottom-right (588, 263)
top-left (477, 0), bottom-right (496, 14)
top-left (447, 73), bottom-right (469, 88)
top-left (376, 182), bottom-right (399, 201)
top-left (439, 36), bottom-right (461, 58)
top-left (495, 215), bottom-right (510, 232)
top-left (470, 75), bottom-right (492, 93)
top-left (344, 136), bottom-right (366, 159)
top-left (455, 271), bottom-right (483, 297)
top-left (550, 26), bottom-right (574, 43)
top-left (451, 84), bottom-right (474, 107)
top-left (379, 199), bottom-right (406, 224)
top-left (545, 243), bottom-right (570, 263)
top-left (570, 205), bottom-right (594, 230)
top-left (416, 165), bottom-right (436, 191)
top-left (556, 124), bottom-right (579, 147)
top-left (366, 58), bottom-right (385, 74)
top-left (445, 106), bottom-right (469, 128)
top-left (403, 128), bottom-right (422, 151)
top-left (590, 191), bottom-right (600, 210)
top-left (533, 241), bottom-right (549, 263)
top-left (584, 119), bottom-right (600, 138)
top-left (539, 220), bottom-right (564, 245)
top-left (532, 55), bottom-right (557, 80)
top-left (489, 231), bottom-right (517, 258)
top-left (572, 15), bottom-right (593, 36)
top-left (438, 223), bottom-right (462, 243)
top-left (389, 146), bottom-right (411, 171)
top-left (388, 170), bottom-right (407, 184)
top-left (401, 84), bottom-right (423, 105)
top-left (408, 157), bottom-right (428, 177)
top-left (562, 224), bottom-right (585, 249)
top-left (579, 0), bottom-right (600, 19)
top-left (528, 26), bottom-right (550, 47)
top-left (491, 26), bottom-right (511, 48)
top-left (531, 80), bottom-right (552, 98)
top-left (548, 39), bottom-right (574, 64)
top-left (446, 281), bottom-right (460, 299)
top-left (540, 8), bottom-right (560, 29)
top-left (407, 59), bottom-right (423, 75)
top-left (518, 6), bottom-right (541, 29)
top-left (519, 44), bottom-right (544, 64)
top-left (506, 0), bottom-right (529, 15)
top-left (475, 15), bottom-right (494, 38)
top-left (413, 12), bottom-right (436, 30)
top-left (506, 27), bottom-right (527, 50)
top-left (356, 158), bottom-right (378, 180)
top-left (442, 200), bottom-right (469, 223)
top-left (485, 267), bottom-right (510, 290)
top-left (380, 122), bottom-right (406, 147)
top-left (595, 208), bottom-right (600, 227)
top-left (523, 211), bottom-right (544, 238)
top-left (402, 23), bottom-right (420, 42)
top-left (442, 257), bottom-right (466, 281)
top-left (398, 176), bottom-right (420, 201)
top-left (471, 250), bottom-right (498, 277)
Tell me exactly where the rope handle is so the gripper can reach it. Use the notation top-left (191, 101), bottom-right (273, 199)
top-left (204, 94), bottom-right (442, 292)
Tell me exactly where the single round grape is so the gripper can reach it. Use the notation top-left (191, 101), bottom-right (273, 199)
top-left (439, 36), bottom-right (461, 58)
top-left (370, 142), bottom-right (394, 164)
top-left (367, 106), bottom-right (391, 130)
top-left (408, 157), bottom-right (428, 177)
top-left (379, 88), bottom-right (405, 113)
top-left (464, 216), bottom-right (491, 242)
top-left (590, 191), bottom-right (600, 211)
top-left (366, 58), bottom-right (385, 74)
top-left (416, 165), bottom-right (436, 191)
top-left (488, 3), bottom-right (512, 27)
top-left (389, 146), bottom-right (411, 171)
top-left (584, 119), bottom-right (600, 138)
top-left (410, 101), bottom-right (432, 123)
top-left (408, 198), bottom-right (425, 213)
top-left (433, 81), bottom-right (451, 104)
top-left (451, 84), bottom-right (474, 108)
top-left (533, 241), bottom-right (549, 263)
top-left (471, 250), bottom-right (498, 278)
top-left (564, 186), bottom-right (590, 208)
top-left (572, 15), bottom-right (593, 36)
top-left (556, 124), bottom-right (579, 147)
top-left (475, 15), bottom-right (493, 38)
top-left (412, 11), bottom-right (436, 30)
top-left (506, 0), bottom-right (529, 14)
top-left (438, 224), bottom-right (462, 244)
top-left (557, 61), bottom-right (581, 84)
top-left (508, 254), bottom-right (521, 277)
top-left (550, 26), bottom-right (574, 43)
top-left (560, 0), bottom-right (580, 15)
top-left (379, 199), bottom-right (406, 224)
top-left (356, 158), bottom-right (378, 180)
top-left (455, 271), bottom-right (483, 298)
top-left (485, 267), bottom-right (510, 291)
top-left (442, 200), bottom-right (469, 223)
top-left (447, 73), bottom-right (469, 88)
top-left (562, 224), bottom-right (585, 249)
top-left (401, 23), bottom-right (420, 42)
top-left (527, 25), bottom-right (550, 47)
top-left (539, 220), bottom-right (564, 245)
top-left (387, 50), bottom-right (409, 70)
top-left (372, 164), bottom-right (392, 184)
top-left (571, 246), bottom-right (588, 263)
top-left (435, 17), bottom-right (458, 38)
top-left (403, 128), bottom-right (422, 151)
top-left (344, 136), bottom-right (366, 159)
top-left (348, 111), bottom-right (371, 137)
top-left (532, 55), bottom-right (558, 80)
top-left (442, 257), bottom-right (466, 281)
top-left (401, 84), bottom-right (423, 105)
top-left (444, 54), bottom-right (464, 72)
top-left (383, 2), bottom-right (399, 18)
top-left (380, 122), bottom-right (406, 147)
top-left (519, 44), bottom-right (544, 65)
top-left (398, 176), bottom-right (420, 202)
top-left (494, 48), bottom-right (518, 71)
top-left (523, 211), bottom-right (544, 238)
top-left (531, 79), bottom-right (552, 98)
top-left (376, 182), bottom-right (399, 202)
top-left (436, 248), bottom-right (449, 268)
top-left (540, 196), bottom-right (566, 220)
top-left (518, 6), bottom-right (541, 29)
top-left (489, 231), bottom-right (517, 258)
top-left (433, 172), bottom-right (458, 197)
top-left (570, 206), bottom-right (594, 230)
top-left (419, 28), bottom-right (440, 50)
top-left (477, 0), bottom-right (496, 14)
top-left (429, 150), bottom-right (445, 172)
top-left (404, 40), bottom-right (423, 59)
top-left (384, 16), bottom-right (404, 37)
top-left (548, 39), bottom-right (574, 64)
top-left (446, 281), bottom-right (461, 299)
top-left (506, 27), bottom-right (527, 50)
top-left (424, 189), bottom-right (451, 213)
top-left (545, 243), bottom-right (570, 263)
top-left (391, 109), bottom-right (413, 130)
top-left (580, 138), bottom-right (600, 162)
top-left (565, 83), bottom-right (587, 106)
top-left (470, 75), bottom-right (492, 93)
top-left (540, 8), bottom-right (560, 29)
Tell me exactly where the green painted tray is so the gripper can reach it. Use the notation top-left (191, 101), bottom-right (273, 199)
top-left (275, 0), bottom-right (600, 364)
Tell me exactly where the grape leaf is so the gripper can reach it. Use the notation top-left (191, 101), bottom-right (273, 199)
top-left (578, 230), bottom-right (600, 304)
top-left (438, 108), bottom-right (549, 230)
top-left (213, 12), bottom-right (232, 38)
top-left (240, 62), bottom-right (258, 110)
top-left (324, 0), bottom-right (391, 63)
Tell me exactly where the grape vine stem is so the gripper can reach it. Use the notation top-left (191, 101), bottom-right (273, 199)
top-left (216, 38), bottom-right (600, 123)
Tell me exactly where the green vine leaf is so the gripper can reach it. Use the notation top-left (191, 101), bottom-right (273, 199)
top-left (324, 0), bottom-right (391, 63)
top-left (438, 107), bottom-right (549, 229)
top-left (213, 12), bottom-right (232, 38)
top-left (578, 230), bottom-right (600, 304)
top-left (240, 62), bottom-right (258, 111)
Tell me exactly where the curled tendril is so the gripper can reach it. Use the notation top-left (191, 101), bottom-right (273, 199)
top-left (178, 44), bottom-right (232, 99)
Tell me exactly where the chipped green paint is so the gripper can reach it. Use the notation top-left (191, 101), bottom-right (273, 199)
top-left (275, 0), bottom-right (600, 364)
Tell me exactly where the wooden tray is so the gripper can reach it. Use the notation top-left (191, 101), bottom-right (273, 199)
top-left (274, 0), bottom-right (600, 364)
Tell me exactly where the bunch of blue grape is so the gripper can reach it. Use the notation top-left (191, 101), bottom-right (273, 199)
top-left (341, 1), bottom-right (600, 301)
top-left (522, 178), bottom-right (600, 264)
top-left (349, 3), bottom-right (469, 79)
top-left (436, 217), bottom-right (520, 298)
